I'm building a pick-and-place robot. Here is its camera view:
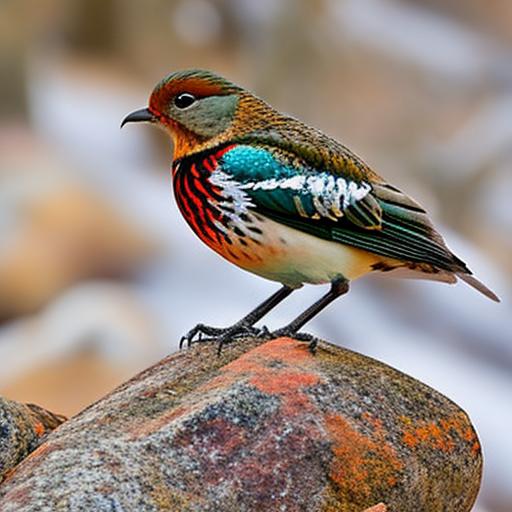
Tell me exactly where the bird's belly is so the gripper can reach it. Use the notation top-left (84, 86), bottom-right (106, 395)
top-left (213, 214), bottom-right (382, 287)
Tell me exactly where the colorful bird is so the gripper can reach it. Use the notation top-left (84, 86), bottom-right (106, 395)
top-left (122, 69), bottom-right (499, 351)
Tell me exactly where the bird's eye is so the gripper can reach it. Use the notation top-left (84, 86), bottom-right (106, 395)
top-left (174, 93), bottom-right (197, 109)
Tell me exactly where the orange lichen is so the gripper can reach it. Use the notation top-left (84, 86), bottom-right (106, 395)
top-left (325, 413), bottom-right (403, 501)
top-left (402, 430), bottom-right (419, 449)
top-left (205, 338), bottom-right (319, 394)
top-left (249, 369), bottom-right (319, 395)
top-left (222, 338), bottom-right (315, 376)
top-left (197, 338), bottom-right (323, 432)
top-left (33, 421), bottom-right (45, 437)
top-left (401, 413), bottom-right (479, 455)
top-left (361, 412), bottom-right (383, 432)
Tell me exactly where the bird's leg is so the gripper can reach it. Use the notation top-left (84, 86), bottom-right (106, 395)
top-left (180, 285), bottom-right (296, 349)
top-left (269, 278), bottom-right (350, 352)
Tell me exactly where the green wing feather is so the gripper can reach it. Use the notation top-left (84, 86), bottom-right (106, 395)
top-left (256, 180), bottom-right (467, 273)
top-left (221, 141), bottom-right (465, 272)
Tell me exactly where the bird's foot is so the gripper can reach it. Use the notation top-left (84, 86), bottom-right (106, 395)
top-left (180, 323), bottom-right (268, 350)
top-left (215, 325), bottom-right (270, 355)
top-left (179, 323), bottom-right (223, 348)
top-left (266, 327), bottom-right (320, 354)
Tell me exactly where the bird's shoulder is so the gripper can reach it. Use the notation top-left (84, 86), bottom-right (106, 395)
top-left (215, 130), bottom-right (384, 230)
top-left (230, 115), bottom-right (383, 183)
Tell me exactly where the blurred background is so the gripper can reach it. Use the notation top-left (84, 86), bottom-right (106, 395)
top-left (0, 0), bottom-right (510, 509)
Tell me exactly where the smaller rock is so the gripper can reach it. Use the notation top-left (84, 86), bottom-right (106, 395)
top-left (0, 397), bottom-right (66, 482)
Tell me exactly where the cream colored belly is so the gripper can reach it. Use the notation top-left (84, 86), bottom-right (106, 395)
top-left (219, 215), bottom-right (383, 287)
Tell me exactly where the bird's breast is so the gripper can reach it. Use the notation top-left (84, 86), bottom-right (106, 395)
top-left (172, 146), bottom-right (268, 266)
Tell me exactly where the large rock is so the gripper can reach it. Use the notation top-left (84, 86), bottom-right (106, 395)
top-left (0, 337), bottom-right (481, 511)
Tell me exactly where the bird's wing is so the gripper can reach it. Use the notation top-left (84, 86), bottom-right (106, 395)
top-left (219, 143), bottom-right (466, 273)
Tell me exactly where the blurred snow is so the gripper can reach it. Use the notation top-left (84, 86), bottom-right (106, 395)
top-left (428, 95), bottom-right (512, 181)
top-left (171, 0), bottom-right (222, 47)
top-left (480, 162), bottom-right (512, 233)
top-left (329, 0), bottom-right (512, 86)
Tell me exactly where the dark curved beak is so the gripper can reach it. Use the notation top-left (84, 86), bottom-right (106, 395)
top-left (120, 108), bottom-right (155, 128)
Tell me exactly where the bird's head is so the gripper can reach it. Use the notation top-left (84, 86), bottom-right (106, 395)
top-left (122, 69), bottom-right (271, 159)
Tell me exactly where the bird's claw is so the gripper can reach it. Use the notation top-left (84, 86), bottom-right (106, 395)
top-left (255, 325), bottom-right (271, 338)
top-left (215, 324), bottom-right (270, 355)
top-left (180, 323), bottom-right (267, 351)
top-left (179, 323), bottom-right (225, 349)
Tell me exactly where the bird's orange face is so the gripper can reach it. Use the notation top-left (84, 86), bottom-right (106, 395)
top-left (121, 69), bottom-right (278, 160)
top-left (145, 71), bottom-right (242, 159)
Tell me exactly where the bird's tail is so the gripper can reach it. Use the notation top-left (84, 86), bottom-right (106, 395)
top-left (457, 272), bottom-right (500, 302)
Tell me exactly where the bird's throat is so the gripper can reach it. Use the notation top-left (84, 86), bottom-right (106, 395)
top-left (170, 127), bottom-right (204, 161)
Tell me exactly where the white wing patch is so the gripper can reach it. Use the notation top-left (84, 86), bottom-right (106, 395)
top-left (209, 168), bottom-right (255, 232)
top-left (239, 173), bottom-right (371, 220)
top-left (210, 169), bottom-right (254, 211)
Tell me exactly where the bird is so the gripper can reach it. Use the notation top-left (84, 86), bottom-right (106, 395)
top-left (122, 69), bottom-right (499, 352)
